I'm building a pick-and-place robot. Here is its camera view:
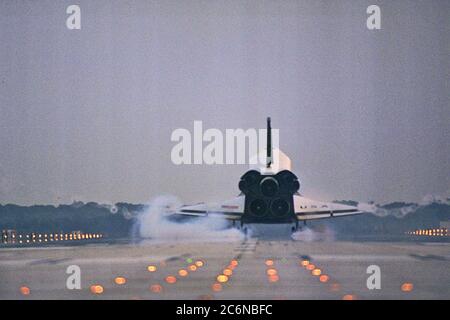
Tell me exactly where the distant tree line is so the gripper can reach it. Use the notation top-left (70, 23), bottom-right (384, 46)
top-left (0, 201), bottom-right (449, 240)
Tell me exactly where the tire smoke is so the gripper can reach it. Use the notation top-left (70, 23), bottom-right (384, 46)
top-left (137, 195), bottom-right (244, 242)
top-left (291, 226), bottom-right (335, 242)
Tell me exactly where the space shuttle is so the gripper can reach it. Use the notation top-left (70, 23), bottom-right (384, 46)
top-left (173, 117), bottom-right (363, 233)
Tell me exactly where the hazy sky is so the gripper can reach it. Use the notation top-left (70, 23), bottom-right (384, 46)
top-left (0, 0), bottom-right (449, 205)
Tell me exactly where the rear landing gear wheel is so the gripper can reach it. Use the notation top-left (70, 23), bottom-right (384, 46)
top-left (242, 226), bottom-right (249, 239)
top-left (292, 221), bottom-right (300, 232)
top-left (291, 221), bottom-right (301, 236)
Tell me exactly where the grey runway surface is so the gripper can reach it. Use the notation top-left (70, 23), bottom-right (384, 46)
top-left (0, 239), bottom-right (449, 300)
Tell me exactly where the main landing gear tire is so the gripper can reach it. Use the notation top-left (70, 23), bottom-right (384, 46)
top-left (291, 221), bottom-right (301, 234)
top-left (291, 220), bottom-right (299, 232)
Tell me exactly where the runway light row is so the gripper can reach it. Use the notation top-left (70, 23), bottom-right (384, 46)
top-left (264, 259), bottom-right (279, 283)
top-left (147, 260), bottom-right (166, 294)
top-left (211, 259), bottom-right (239, 293)
top-left (1, 230), bottom-right (104, 245)
top-left (90, 275), bottom-right (130, 295)
top-left (405, 228), bottom-right (448, 237)
top-left (149, 258), bottom-right (206, 294)
top-left (25, 258), bottom-right (208, 298)
top-left (299, 259), bottom-right (353, 300)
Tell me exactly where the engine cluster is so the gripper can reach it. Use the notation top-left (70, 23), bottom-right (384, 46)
top-left (239, 170), bottom-right (300, 223)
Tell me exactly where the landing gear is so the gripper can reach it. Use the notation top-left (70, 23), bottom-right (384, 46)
top-left (238, 220), bottom-right (249, 238)
top-left (231, 219), bottom-right (241, 230)
top-left (291, 220), bottom-right (300, 233)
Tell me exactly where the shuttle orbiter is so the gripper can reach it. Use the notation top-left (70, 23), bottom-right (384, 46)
top-left (173, 118), bottom-right (363, 234)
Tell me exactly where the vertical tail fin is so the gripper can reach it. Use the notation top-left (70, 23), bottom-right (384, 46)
top-left (266, 117), bottom-right (272, 168)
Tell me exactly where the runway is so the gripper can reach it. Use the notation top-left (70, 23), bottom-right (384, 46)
top-left (0, 239), bottom-right (449, 300)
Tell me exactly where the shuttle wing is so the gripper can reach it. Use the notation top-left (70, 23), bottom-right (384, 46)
top-left (294, 195), bottom-right (363, 220)
top-left (173, 196), bottom-right (244, 221)
top-left (174, 194), bottom-right (363, 222)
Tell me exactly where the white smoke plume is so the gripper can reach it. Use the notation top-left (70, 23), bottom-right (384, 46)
top-left (137, 195), bottom-right (244, 242)
top-left (357, 191), bottom-right (450, 218)
top-left (291, 226), bottom-right (335, 242)
top-left (357, 202), bottom-right (425, 218)
top-left (419, 192), bottom-right (450, 206)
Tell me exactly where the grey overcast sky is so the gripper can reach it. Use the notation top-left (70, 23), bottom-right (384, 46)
top-left (0, 0), bottom-right (449, 205)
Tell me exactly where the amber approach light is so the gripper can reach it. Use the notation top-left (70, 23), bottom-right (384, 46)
top-left (217, 275), bottom-right (229, 283)
top-left (147, 265), bottom-right (157, 272)
top-left (165, 276), bottom-right (177, 284)
top-left (20, 286), bottom-right (30, 295)
top-left (90, 285), bottom-right (104, 294)
top-left (114, 277), bottom-right (127, 285)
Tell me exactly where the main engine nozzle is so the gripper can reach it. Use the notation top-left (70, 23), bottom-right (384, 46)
top-left (239, 169), bottom-right (300, 223)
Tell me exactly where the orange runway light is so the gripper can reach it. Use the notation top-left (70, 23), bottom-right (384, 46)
top-left (268, 274), bottom-right (279, 283)
top-left (301, 260), bottom-right (310, 267)
top-left (306, 264), bottom-right (315, 271)
top-left (165, 276), bottom-right (177, 284)
top-left (90, 285), bottom-right (104, 295)
top-left (114, 277), bottom-right (127, 285)
top-left (230, 260), bottom-right (238, 267)
top-left (265, 259), bottom-right (274, 266)
top-left (319, 274), bottom-right (329, 283)
top-left (223, 268), bottom-right (233, 276)
top-left (342, 294), bottom-right (356, 300)
top-left (217, 274), bottom-right (229, 283)
top-left (189, 264), bottom-right (198, 272)
top-left (147, 265), bottom-right (157, 272)
top-left (178, 269), bottom-right (188, 277)
top-left (212, 283), bottom-right (222, 292)
top-left (150, 284), bottom-right (162, 293)
top-left (312, 268), bottom-right (322, 276)
top-left (266, 268), bottom-right (278, 276)
top-left (195, 260), bottom-right (204, 267)
top-left (401, 283), bottom-right (414, 292)
top-left (20, 286), bottom-right (30, 296)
